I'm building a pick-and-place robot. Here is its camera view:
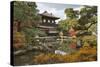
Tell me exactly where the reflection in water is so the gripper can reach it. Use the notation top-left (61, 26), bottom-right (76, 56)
top-left (14, 36), bottom-right (80, 66)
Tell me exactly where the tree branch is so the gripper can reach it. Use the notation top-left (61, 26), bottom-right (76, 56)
top-left (87, 22), bottom-right (97, 30)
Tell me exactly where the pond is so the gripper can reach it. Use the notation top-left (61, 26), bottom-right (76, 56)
top-left (14, 49), bottom-right (48, 66)
top-left (14, 36), bottom-right (80, 66)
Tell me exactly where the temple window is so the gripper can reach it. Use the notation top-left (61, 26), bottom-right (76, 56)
top-left (43, 19), bottom-right (46, 23)
top-left (48, 20), bottom-right (50, 23)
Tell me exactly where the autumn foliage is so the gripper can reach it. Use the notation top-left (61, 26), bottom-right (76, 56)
top-left (13, 32), bottom-right (26, 50)
top-left (33, 46), bottom-right (96, 64)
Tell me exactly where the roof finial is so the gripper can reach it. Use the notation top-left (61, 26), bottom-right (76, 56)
top-left (44, 11), bottom-right (48, 13)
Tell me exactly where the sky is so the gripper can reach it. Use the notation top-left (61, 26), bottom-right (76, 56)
top-left (36, 2), bottom-right (84, 21)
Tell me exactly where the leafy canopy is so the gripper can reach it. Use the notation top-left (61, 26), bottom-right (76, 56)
top-left (58, 6), bottom-right (97, 32)
top-left (13, 1), bottom-right (40, 22)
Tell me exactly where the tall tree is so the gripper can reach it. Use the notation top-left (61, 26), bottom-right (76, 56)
top-left (78, 6), bottom-right (97, 30)
top-left (58, 6), bottom-right (97, 33)
top-left (13, 1), bottom-right (40, 31)
top-left (58, 8), bottom-right (79, 32)
top-left (13, 1), bottom-right (45, 45)
top-left (58, 19), bottom-right (78, 31)
top-left (65, 8), bottom-right (79, 19)
top-left (14, 1), bottom-right (40, 22)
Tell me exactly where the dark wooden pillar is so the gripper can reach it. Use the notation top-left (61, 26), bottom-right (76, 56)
top-left (50, 19), bottom-right (52, 23)
top-left (42, 18), bottom-right (44, 23)
top-left (42, 17), bottom-right (44, 23)
top-left (54, 20), bottom-right (55, 24)
top-left (46, 19), bottom-right (48, 23)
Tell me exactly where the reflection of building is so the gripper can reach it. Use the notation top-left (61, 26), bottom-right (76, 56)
top-left (38, 11), bottom-right (60, 36)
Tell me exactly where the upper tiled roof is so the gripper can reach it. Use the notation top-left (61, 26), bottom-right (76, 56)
top-left (39, 11), bottom-right (60, 19)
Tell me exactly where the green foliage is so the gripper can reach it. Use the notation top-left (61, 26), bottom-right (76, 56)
top-left (58, 41), bottom-right (70, 52)
top-left (13, 1), bottom-right (43, 45)
top-left (80, 6), bottom-right (97, 17)
top-left (65, 8), bottom-right (79, 19)
top-left (58, 6), bottom-right (97, 33)
top-left (58, 18), bottom-right (78, 31)
top-left (67, 19), bottom-right (78, 28)
top-left (13, 1), bottom-right (40, 23)
top-left (88, 24), bottom-right (97, 32)
top-left (58, 20), bottom-right (68, 31)
top-left (21, 27), bottom-right (46, 45)
top-left (79, 6), bottom-right (97, 30)
top-left (82, 35), bottom-right (97, 47)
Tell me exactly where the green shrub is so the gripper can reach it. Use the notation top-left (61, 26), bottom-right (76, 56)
top-left (82, 35), bottom-right (97, 47)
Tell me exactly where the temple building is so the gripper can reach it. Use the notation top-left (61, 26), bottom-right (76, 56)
top-left (38, 11), bottom-right (60, 36)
